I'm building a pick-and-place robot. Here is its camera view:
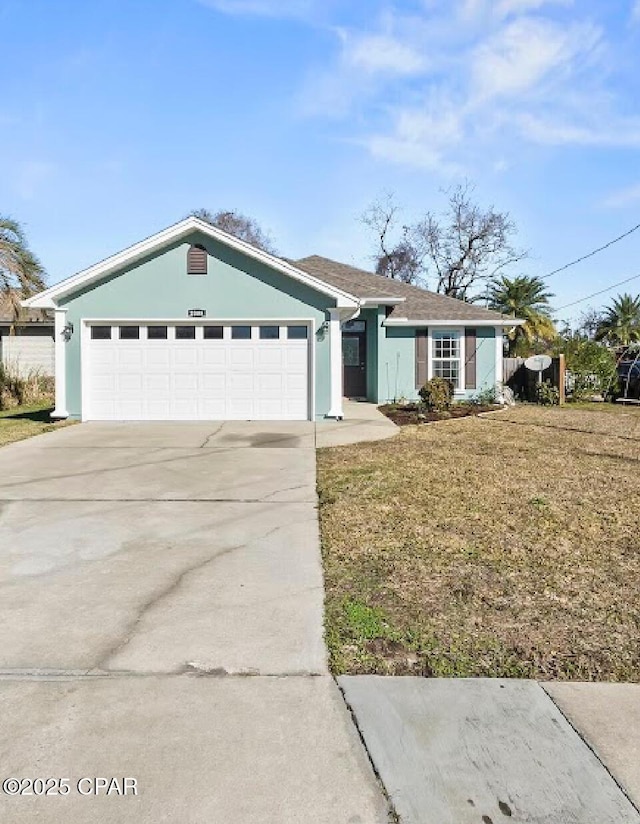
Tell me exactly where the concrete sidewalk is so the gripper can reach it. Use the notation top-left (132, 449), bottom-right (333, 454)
top-left (316, 400), bottom-right (398, 448)
top-left (340, 676), bottom-right (640, 824)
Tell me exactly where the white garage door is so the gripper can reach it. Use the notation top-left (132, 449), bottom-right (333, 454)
top-left (85, 322), bottom-right (311, 421)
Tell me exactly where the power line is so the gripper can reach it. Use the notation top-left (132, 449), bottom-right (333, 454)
top-left (554, 271), bottom-right (640, 312)
top-left (541, 221), bottom-right (640, 280)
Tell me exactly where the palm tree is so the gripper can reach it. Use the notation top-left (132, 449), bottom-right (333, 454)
top-left (594, 293), bottom-right (640, 346)
top-left (486, 275), bottom-right (556, 356)
top-left (0, 217), bottom-right (46, 325)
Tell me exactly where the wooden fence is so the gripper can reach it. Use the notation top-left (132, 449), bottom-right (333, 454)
top-left (503, 355), bottom-right (566, 403)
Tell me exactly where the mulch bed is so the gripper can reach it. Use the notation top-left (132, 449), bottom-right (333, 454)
top-left (379, 403), bottom-right (500, 425)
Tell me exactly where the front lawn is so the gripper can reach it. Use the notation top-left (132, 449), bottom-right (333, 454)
top-left (317, 404), bottom-right (640, 681)
top-left (0, 404), bottom-right (74, 448)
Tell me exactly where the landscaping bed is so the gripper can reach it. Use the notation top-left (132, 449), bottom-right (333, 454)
top-left (317, 403), bottom-right (640, 681)
top-left (380, 402), bottom-right (500, 425)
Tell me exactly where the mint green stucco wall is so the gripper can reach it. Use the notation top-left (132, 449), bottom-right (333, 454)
top-left (59, 233), bottom-right (335, 419)
top-left (367, 321), bottom-right (498, 403)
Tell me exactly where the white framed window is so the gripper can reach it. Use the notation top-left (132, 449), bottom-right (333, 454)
top-left (431, 330), bottom-right (462, 389)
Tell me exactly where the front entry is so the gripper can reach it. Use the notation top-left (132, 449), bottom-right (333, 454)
top-left (342, 320), bottom-right (367, 398)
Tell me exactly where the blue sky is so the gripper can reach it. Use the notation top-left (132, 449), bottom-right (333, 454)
top-left (2, 0), bottom-right (640, 324)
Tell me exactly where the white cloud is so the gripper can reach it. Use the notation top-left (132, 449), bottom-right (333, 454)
top-left (495, 0), bottom-right (572, 17)
top-left (365, 95), bottom-right (466, 174)
top-left (471, 18), bottom-right (600, 100)
top-left (197, 0), bottom-right (314, 18)
top-left (518, 113), bottom-right (640, 147)
top-left (296, 2), bottom-right (636, 172)
top-left (603, 182), bottom-right (640, 208)
top-left (345, 33), bottom-right (427, 76)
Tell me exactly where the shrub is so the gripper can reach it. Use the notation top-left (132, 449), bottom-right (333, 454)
top-left (553, 337), bottom-right (617, 399)
top-left (0, 363), bottom-right (53, 410)
top-left (535, 380), bottom-right (559, 406)
top-left (470, 386), bottom-right (498, 406)
top-left (419, 377), bottom-right (454, 412)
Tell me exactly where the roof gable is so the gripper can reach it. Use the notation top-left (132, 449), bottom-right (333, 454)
top-left (23, 219), bottom-right (359, 310)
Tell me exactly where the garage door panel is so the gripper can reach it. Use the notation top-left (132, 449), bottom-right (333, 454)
top-left (86, 323), bottom-right (309, 421)
top-left (257, 348), bottom-right (285, 368)
top-left (173, 349), bottom-right (199, 367)
top-left (147, 400), bottom-right (172, 419)
top-left (227, 398), bottom-right (253, 418)
top-left (200, 399), bottom-right (227, 418)
top-left (284, 347), bottom-right (308, 368)
top-left (229, 348), bottom-right (254, 368)
top-left (256, 373), bottom-right (284, 395)
top-left (145, 374), bottom-right (171, 392)
top-left (202, 374), bottom-right (226, 393)
top-left (202, 348), bottom-right (226, 367)
top-left (227, 373), bottom-right (254, 393)
top-left (119, 374), bottom-right (144, 392)
top-left (174, 373), bottom-right (199, 391)
top-left (90, 348), bottom-right (117, 368)
top-left (145, 349), bottom-right (172, 368)
top-left (118, 348), bottom-right (144, 368)
top-left (91, 374), bottom-right (116, 392)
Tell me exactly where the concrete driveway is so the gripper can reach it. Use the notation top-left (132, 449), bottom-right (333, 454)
top-left (0, 422), bottom-right (389, 823)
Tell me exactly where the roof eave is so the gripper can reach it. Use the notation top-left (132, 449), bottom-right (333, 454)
top-left (383, 317), bottom-right (525, 327)
top-left (359, 297), bottom-right (406, 307)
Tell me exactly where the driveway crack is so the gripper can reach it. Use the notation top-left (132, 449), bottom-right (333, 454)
top-left (90, 523), bottom-right (289, 672)
top-left (200, 422), bottom-right (225, 448)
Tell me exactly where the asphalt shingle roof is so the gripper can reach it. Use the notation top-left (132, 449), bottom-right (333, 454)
top-left (294, 255), bottom-right (508, 323)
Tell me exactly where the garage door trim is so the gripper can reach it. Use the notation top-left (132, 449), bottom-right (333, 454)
top-left (80, 317), bottom-right (316, 422)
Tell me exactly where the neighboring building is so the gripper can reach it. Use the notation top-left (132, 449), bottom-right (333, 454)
top-left (23, 217), bottom-right (518, 422)
top-left (0, 293), bottom-right (54, 377)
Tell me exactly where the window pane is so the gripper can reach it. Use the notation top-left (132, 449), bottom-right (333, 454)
top-left (343, 320), bottom-right (365, 333)
top-left (119, 326), bottom-right (139, 340)
top-left (433, 360), bottom-right (460, 382)
top-left (287, 325), bottom-right (308, 340)
top-left (259, 325), bottom-right (280, 340)
top-left (343, 337), bottom-right (360, 367)
top-left (232, 326), bottom-right (251, 340)
top-left (203, 326), bottom-right (223, 339)
top-left (91, 325), bottom-right (111, 340)
top-left (433, 334), bottom-right (459, 358)
top-left (175, 326), bottom-right (196, 340)
top-left (147, 326), bottom-right (167, 340)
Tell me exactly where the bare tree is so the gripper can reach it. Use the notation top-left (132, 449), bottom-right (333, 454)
top-left (362, 184), bottom-right (527, 300)
top-left (576, 307), bottom-right (604, 340)
top-left (361, 194), bottom-right (425, 285)
top-left (190, 208), bottom-right (276, 254)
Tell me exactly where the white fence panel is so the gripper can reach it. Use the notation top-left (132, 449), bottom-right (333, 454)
top-left (1, 334), bottom-right (55, 376)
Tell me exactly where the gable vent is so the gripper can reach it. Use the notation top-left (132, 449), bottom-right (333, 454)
top-left (187, 244), bottom-right (208, 275)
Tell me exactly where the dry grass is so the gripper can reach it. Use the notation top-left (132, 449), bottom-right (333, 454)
top-left (317, 404), bottom-right (640, 681)
top-left (0, 404), bottom-right (74, 448)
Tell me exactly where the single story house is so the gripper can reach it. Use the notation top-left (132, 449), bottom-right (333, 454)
top-left (22, 216), bottom-right (519, 422)
top-left (0, 293), bottom-right (54, 377)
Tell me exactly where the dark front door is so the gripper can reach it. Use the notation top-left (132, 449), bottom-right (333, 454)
top-left (343, 321), bottom-right (367, 398)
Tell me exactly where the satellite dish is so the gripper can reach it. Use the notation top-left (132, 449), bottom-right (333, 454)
top-left (524, 354), bottom-right (552, 372)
